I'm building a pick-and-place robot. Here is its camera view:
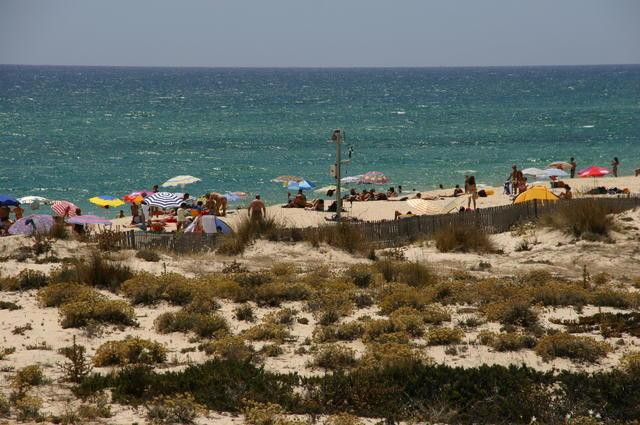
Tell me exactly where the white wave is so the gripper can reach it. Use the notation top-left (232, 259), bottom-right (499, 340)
top-left (582, 125), bottom-right (595, 128)
top-left (456, 169), bottom-right (476, 174)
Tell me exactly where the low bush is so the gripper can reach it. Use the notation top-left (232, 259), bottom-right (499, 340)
top-left (422, 305), bottom-right (452, 324)
top-left (0, 300), bottom-right (20, 310)
top-left (426, 327), bottom-right (465, 345)
top-left (362, 319), bottom-right (409, 344)
top-left (529, 282), bottom-right (588, 307)
top-left (217, 215), bottom-right (284, 255)
top-left (433, 224), bottom-right (494, 253)
top-left (535, 333), bottom-right (611, 362)
top-left (313, 322), bottom-right (365, 343)
top-left (243, 323), bottom-right (291, 343)
top-left (93, 337), bottom-right (167, 366)
top-left (359, 343), bottom-right (430, 370)
top-left (200, 336), bottom-right (255, 362)
top-left (378, 284), bottom-right (432, 314)
top-left (60, 299), bottom-right (136, 328)
top-left (59, 338), bottom-right (93, 383)
top-left (136, 249), bottom-right (161, 262)
top-left (1, 269), bottom-right (48, 291)
top-left (155, 311), bottom-right (228, 339)
top-left (254, 281), bottom-right (311, 307)
top-left (540, 199), bottom-right (620, 238)
top-left (310, 344), bottom-right (357, 370)
top-left (37, 282), bottom-right (102, 307)
top-left (264, 308), bottom-right (297, 326)
top-left (95, 228), bottom-right (124, 251)
top-left (243, 400), bottom-right (285, 425)
top-left (304, 223), bottom-right (372, 255)
top-left (78, 253), bottom-right (133, 291)
top-left (11, 364), bottom-right (45, 389)
top-left (0, 393), bottom-right (9, 417)
top-left (235, 303), bottom-right (256, 322)
top-left (14, 394), bottom-right (43, 422)
top-left (260, 344), bottom-right (284, 357)
top-left (478, 331), bottom-right (537, 351)
top-left (325, 413), bottom-right (365, 425)
top-left (619, 351), bottom-right (640, 374)
top-left (146, 393), bottom-right (204, 425)
top-left (557, 312), bottom-right (640, 338)
top-left (482, 301), bottom-right (539, 328)
top-left (345, 264), bottom-right (374, 288)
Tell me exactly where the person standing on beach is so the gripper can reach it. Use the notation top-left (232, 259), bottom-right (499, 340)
top-left (464, 176), bottom-right (470, 194)
top-left (570, 157), bottom-right (577, 178)
top-left (176, 202), bottom-right (187, 232)
top-left (249, 195), bottom-right (266, 222)
top-left (612, 157), bottom-right (620, 177)
top-left (467, 176), bottom-right (478, 210)
top-left (509, 165), bottom-right (519, 195)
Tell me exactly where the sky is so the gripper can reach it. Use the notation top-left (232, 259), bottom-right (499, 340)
top-left (0, 0), bottom-right (639, 67)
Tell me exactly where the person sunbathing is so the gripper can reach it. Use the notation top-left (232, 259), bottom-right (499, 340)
top-left (394, 210), bottom-right (415, 219)
top-left (283, 189), bottom-right (307, 208)
top-left (387, 187), bottom-right (398, 198)
top-left (306, 199), bottom-right (324, 211)
top-left (559, 185), bottom-right (573, 199)
top-left (452, 185), bottom-right (463, 197)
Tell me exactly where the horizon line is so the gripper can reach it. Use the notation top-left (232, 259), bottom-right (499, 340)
top-left (1, 62), bottom-right (640, 70)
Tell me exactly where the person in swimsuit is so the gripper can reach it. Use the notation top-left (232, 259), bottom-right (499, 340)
top-left (570, 157), bottom-right (577, 178)
top-left (467, 175), bottom-right (478, 210)
top-left (612, 157), bottom-right (619, 177)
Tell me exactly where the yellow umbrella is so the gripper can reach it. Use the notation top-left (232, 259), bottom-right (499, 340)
top-left (513, 186), bottom-right (559, 204)
top-left (89, 196), bottom-right (125, 208)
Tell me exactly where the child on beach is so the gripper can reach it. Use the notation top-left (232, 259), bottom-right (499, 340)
top-left (176, 203), bottom-right (187, 232)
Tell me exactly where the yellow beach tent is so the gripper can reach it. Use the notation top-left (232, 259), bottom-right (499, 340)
top-left (513, 186), bottom-right (559, 204)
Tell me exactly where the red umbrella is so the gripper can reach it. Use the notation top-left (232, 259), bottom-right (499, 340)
top-left (123, 190), bottom-right (151, 203)
top-left (578, 166), bottom-right (611, 178)
top-left (51, 200), bottom-right (78, 217)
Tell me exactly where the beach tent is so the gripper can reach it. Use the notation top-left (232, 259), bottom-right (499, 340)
top-left (0, 195), bottom-right (20, 207)
top-left (8, 214), bottom-right (54, 236)
top-left (513, 186), bottom-right (559, 204)
top-left (162, 175), bottom-right (202, 188)
top-left (185, 215), bottom-right (232, 234)
top-left (89, 195), bottom-right (125, 208)
top-left (68, 215), bottom-right (112, 226)
top-left (143, 192), bottom-right (183, 209)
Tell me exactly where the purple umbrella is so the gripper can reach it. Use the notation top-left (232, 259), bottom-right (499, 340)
top-left (67, 215), bottom-right (112, 226)
top-left (9, 214), bottom-right (55, 236)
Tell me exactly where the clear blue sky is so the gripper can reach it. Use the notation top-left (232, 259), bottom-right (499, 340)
top-left (1, 0), bottom-right (638, 67)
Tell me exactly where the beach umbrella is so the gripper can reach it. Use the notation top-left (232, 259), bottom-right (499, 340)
top-left (521, 167), bottom-right (545, 177)
top-left (18, 196), bottom-right (51, 208)
top-left (542, 168), bottom-right (569, 178)
top-left (123, 190), bottom-right (151, 204)
top-left (89, 195), bottom-right (125, 208)
top-left (513, 186), bottom-right (559, 204)
top-left (359, 171), bottom-right (389, 185)
top-left (314, 185), bottom-right (337, 194)
top-left (341, 175), bottom-right (362, 184)
top-left (143, 192), bottom-right (183, 209)
top-left (51, 201), bottom-right (78, 217)
top-left (578, 166), bottom-right (611, 178)
top-left (548, 161), bottom-right (573, 171)
top-left (406, 199), bottom-right (441, 215)
top-left (272, 175), bottom-right (303, 183)
top-left (287, 180), bottom-right (316, 191)
top-left (67, 215), bottom-right (112, 226)
top-left (8, 214), bottom-right (54, 236)
top-left (0, 195), bottom-right (20, 207)
top-left (161, 175), bottom-right (202, 188)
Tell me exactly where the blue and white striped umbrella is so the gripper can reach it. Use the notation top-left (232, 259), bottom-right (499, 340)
top-left (143, 192), bottom-right (183, 209)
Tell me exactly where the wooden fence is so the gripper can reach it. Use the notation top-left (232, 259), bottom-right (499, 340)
top-left (112, 196), bottom-right (640, 252)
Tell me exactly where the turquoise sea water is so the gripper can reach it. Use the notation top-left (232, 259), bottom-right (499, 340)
top-left (1, 65), bottom-right (639, 214)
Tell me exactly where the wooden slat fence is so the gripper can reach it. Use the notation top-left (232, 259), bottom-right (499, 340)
top-left (110, 196), bottom-right (640, 252)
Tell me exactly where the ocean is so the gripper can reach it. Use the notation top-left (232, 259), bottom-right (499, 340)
top-left (1, 64), bottom-right (639, 214)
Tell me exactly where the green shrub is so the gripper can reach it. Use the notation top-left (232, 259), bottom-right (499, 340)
top-left (313, 322), bottom-right (365, 343)
top-left (619, 351), bottom-right (640, 374)
top-left (530, 282), bottom-right (588, 307)
top-left (243, 400), bottom-right (285, 425)
top-left (14, 394), bottom-right (43, 422)
top-left (58, 338), bottom-right (93, 383)
top-left (482, 301), bottom-right (539, 328)
top-left (541, 199), bottom-right (622, 239)
top-left (325, 413), bottom-right (365, 425)
top-left (397, 261), bottom-right (436, 287)
top-left (304, 223), bottom-right (371, 255)
top-left (0, 300), bottom-right (20, 310)
top-left (378, 284), bottom-right (432, 314)
top-left (389, 307), bottom-right (426, 337)
top-left (146, 393), bottom-right (204, 424)
top-left (426, 327), bottom-right (465, 345)
top-left (2, 269), bottom-right (49, 291)
top-left (38, 282), bottom-right (102, 307)
top-left (260, 344), bottom-right (284, 357)
top-left (200, 336), bottom-right (255, 362)
top-left (155, 311), bottom-right (228, 339)
top-left (60, 299), bottom-right (136, 328)
top-left (121, 273), bottom-right (168, 305)
top-left (478, 331), bottom-right (537, 351)
top-left (535, 333), bottom-right (611, 362)
top-left (93, 337), bottom-right (167, 366)
top-left (79, 253), bottom-right (133, 291)
top-left (264, 308), bottom-right (297, 326)
top-left (0, 392), bottom-right (9, 417)
top-left (433, 224), bottom-right (494, 253)
top-left (359, 343), bottom-right (430, 370)
top-left (235, 303), bottom-right (256, 322)
top-left (217, 215), bottom-right (284, 255)
top-left (136, 249), bottom-right (161, 262)
top-left (345, 264), bottom-right (374, 288)
top-left (254, 281), bottom-right (311, 307)
top-left (243, 323), bottom-right (291, 343)
top-left (422, 305), bottom-right (452, 324)
top-left (12, 364), bottom-right (45, 388)
top-left (310, 344), bottom-right (357, 370)
top-left (95, 228), bottom-right (124, 251)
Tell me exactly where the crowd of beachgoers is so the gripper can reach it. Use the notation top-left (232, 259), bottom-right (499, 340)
top-left (0, 156), bottom-right (637, 237)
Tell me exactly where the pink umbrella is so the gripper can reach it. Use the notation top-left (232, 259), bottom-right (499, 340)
top-left (578, 166), bottom-right (611, 178)
top-left (51, 200), bottom-right (78, 217)
top-left (67, 215), bottom-right (112, 226)
top-left (123, 190), bottom-right (152, 203)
